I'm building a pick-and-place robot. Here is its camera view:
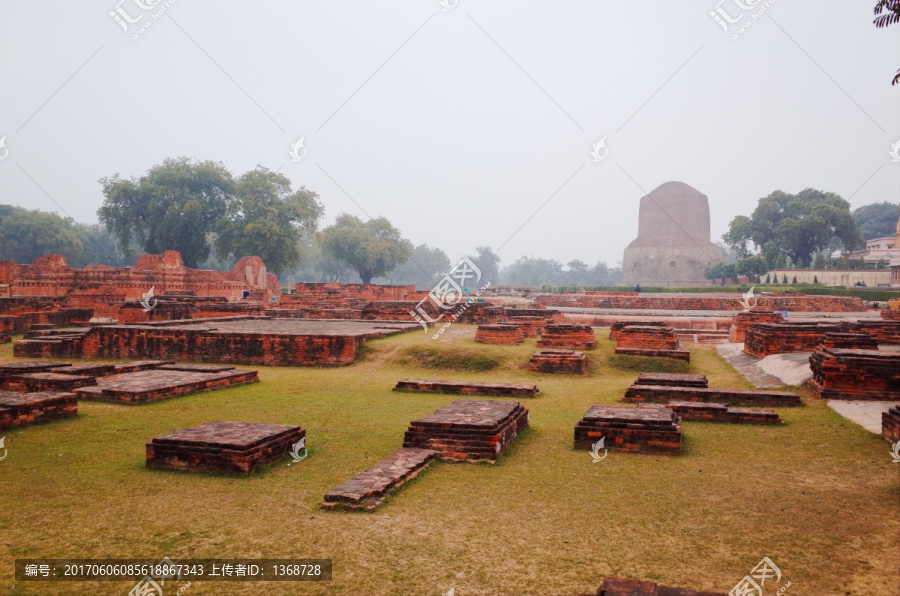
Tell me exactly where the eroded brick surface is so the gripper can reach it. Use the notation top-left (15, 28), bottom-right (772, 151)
top-left (535, 292), bottom-right (865, 312)
top-left (474, 324), bottom-right (525, 345)
top-left (883, 406), bottom-right (900, 442)
top-left (0, 390), bottom-right (77, 430)
top-left (594, 576), bottom-right (727, 596)
top-left (146, 421), bottom-right (304, 475)
top-left (623, 384), bottom-right (803, 407)
top-left (634, 373), bottom-right (708, 388)
top-left (663, 400), bottom-right (782, 424)
top-left (394, 379), bottom-right (538, 397)
top-left (728, 310), bottom-right (785, 343)
top-left (614, 347), bottom-right (691, 361)
top-left (809, 348), bottom-right (900, 401)
top-left (574, 404), bottom-right (682, 454)
top-left (74, 368), bottom-right (258, 404)
top-left (321, 448), bottom-right (437, 511)
top-left (537, 324), bottom-right (597, 350)
top-left (527, 350), bottom-right (586, 374)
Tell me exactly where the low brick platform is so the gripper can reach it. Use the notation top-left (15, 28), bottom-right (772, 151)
top-left (817, 332), bottom-right (878, 351)
top-left (883, 406), bottom-right (900, 442)
top-left (50, 363), bottom-right (118, 377)
top-left (112, 360), bottom-right (175, 373)
top-left (474, 324), bottom-right (525, 345)
top-left (321, 448), bottom-right (438, 511)
top-left (505, 308), bottom-right (563, 322)
top-left (507, 316), bottom-right (548, 338)
top-left (590, 577), bottom-right (727, 596)
top-left (1, 372), bottom-right (96, 393)
top-left (574, 404), bottom-right (682, 454)
top-left (535, 291), bottom-right (865, 312)
top-left (744, 322), bottom-right (847, 357)
top-left (608, 320), bottom-right (667, 341)
top-left (527, 350), bottom-right (586, 374)
top-left (728, 310), bottom-right (785, 343)
top-left (146, 421), bottom-right (305, 475)
top-left (623, 384), bottom-right (804, 407)
top-left (402, 399), bottom-right (529, 462)
top-left (0, 334), bottom-right (10, 344)
top-left (394, 379), bottom-right (538, 398)
top-left (809, 348), bottom-right (900, 401)
top-left (537, 324), bottom-right (597, 350)
top-left (614, 347), bottom-right (691, 361)
top-left (615, 325), bottom-right (680, 350)
top-left (75, 367), bottom-right (259, 404)
top-left (853, 320), bottom-right (900, 345)
top-left (0, 390), bottom-right (78, 430)
top-left (634, 373), bottom-right (707, 388)
top-left (0, 361), bottom-right (71, 375)
top-left (663, 400), bottom-right (782, 424)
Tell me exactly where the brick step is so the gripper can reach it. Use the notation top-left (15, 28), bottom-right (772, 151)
top-left (623, 384), bottom-right (803, 407)
top-left (634, 373), bottom-right (708, 388)
top-left (322, 448), bottom-right (438, 511)
top-left (393, 379), bottom-right (538, 397)
top-left (614, 347), bottom-right (691, 361)
top-left (574, 404), bottom-right (682, 454)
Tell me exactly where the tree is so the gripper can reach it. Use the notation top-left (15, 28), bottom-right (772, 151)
top-left (723, 189), bottom-right (862, 267)
top-left (853, 201), bottom-right (899, 240)
top-left (214, 167), bottom-right (323, 274)
top-left (500, 257), bottom-right (564, 286)
top-left (814, 275), bottom-right (819, 284)
top-left (813, 253), bottom-right (827, 270)
top-left (765, 274), bottom-right (771, 283)
top-left (704, 262), bottom-right (737, 283)
top-left (99, 158), bottom-right (234, 267)
top-left (0, 208), bottom-right (82, 263)
top-left (877, 257), bottom-right (889, 269)
top-left (792, 275), bottom-right (798, 284)
top-left (70, 223), bottom-right (137, 268)
top-left (319, 214), bottom-right (413, 284)
top-left (736, 254), bottom-right (769, 279)
top-left (783, 274), bottom-right (788, 283)
top-left (873, 1), bottom-right (900, 84)
top-left (467, 246), bottom-right (501, 285)
top-left (377, 243), bottom-right (450, 287)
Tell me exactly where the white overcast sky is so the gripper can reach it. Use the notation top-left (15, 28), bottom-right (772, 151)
top-left (1, 0), bottom-right (898, 268)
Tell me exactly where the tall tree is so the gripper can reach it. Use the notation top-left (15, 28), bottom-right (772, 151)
top-left (467, 246), bottom-right (501, 285)
top-left (319, 214), bottom-right (413, 284)
top-left (500, 257), bottom-right (564, 286)
top-left (723, 189), bottom-right (862, 268)
top-left (873, 0), bottom-right (900, 84)
top-left (376, 243), bottom-right (450, 288)
top-left (0, 208), bottom-right (82, 263)
top-left (853, 201), bottom-right (899, 240)
top-left (98, 158), bottom-right (234, 267)
top-left (215, 167), bottom-right (324, 274)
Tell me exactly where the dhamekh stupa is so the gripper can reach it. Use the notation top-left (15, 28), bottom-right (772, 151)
top-left (622, 181), bottom-right (725, 287)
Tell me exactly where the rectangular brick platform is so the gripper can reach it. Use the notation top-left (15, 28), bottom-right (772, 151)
top-left (574, 404), bottom-right (682, 454)
top-left (663, 400), bottom-right (782, 424)
top-left (614, 347), bottom-right (691, 361)
top-left (728, 310), bottom-right (786, 343)
top-left (743, 322), bottom-right (847, 357)
top-left (809, 348), bottom-right (900, 401)
top-left (0, 390), bottom-right (78, 430)
top-left (608, 320), bottom-right (667, 341)
top-left (1, 372), bottom-right (97, 393)
top-left (146, 421), bottom-right (305, 475)
top-left (615, 325), bottom-right (680, 350)
top-left (402, 399), bottom-right (529, 462)
top-left (50, 363), bottom-right (118, 377)
top-left (527, 350), bottom-right (586, 374)
top-left (852, 320), bottom-right (900, 345)
top-left (590, 577), bottom-right (727, 596)
top-left (622, 384), bottom-right (804, 407)
top-left (634, 373), bottom-right (708, 388)
top-left (536, 324), bottom-right (597, 350)
top-left (0, 361), bottom-right (71, 375)
top-left (112, 360), bottom-right (175, 373)
top-left (474, 324), bottom-right (525, 345)
top-left (535, 292), bottom-right (865, 312)
top-left (75, 367), bottom-right (259, 404)
top-left (883, 406), bottom-right (900, 443)
top-left (393, 379), bottom-right (538, 398)
top-left (817, 332), bottom-right (878, 350)
top-left (321, 448), bottom-right (438, 511)
top-left (507, 316), bottom-right (548, 338)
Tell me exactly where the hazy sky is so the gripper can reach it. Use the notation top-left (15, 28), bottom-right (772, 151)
top-left (1, 1), bottom-right (898, 269)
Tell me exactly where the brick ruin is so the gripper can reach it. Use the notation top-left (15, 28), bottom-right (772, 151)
top-left (393, 379), bottom-right (539, 397)
top-left (586, 577), bottom-right (727, 596)
top-left (474, 324), bottom-right (525, 345)
top-left (613, 324), bottom-right (690, 361)
top-left (537, 324), bottom-right (597, 350)
top-left (883, 406), bottom-right (900, 443)
top-left (817, 332), bottom-right (878, 351)
top-left (608, 320), bottom-right (667, 341)
top-left (633, 372), bottom-right (708, 388)
top-left (527, 350), bottom-right (586, 374)
top-left (622, 384), bottom-right (803, 407)
top-left (663, 401), bottom-right (782, 425)
top-left (744, 321), bottom-right (900, 357)
top-left (0, 390), bottom-right (78, 430)
top-left (146, 421), bottom-right (305, 475)
top-left (809, 348), bottom-right (900, 401)
top-left (574, 404), bottom-right (683, 455)
top-left (402, 399), bottom-right (529, 462)
top-left (728, 310), bottom-right (785, 343)
top-left (322, 448), bottom-right (438, 511)
top-left (535, 292), bottom-right (866, 312)
top-left (507, 316), bottom-right (548, 338)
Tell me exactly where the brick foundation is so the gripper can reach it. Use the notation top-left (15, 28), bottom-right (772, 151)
top-left (615, 325), bottom-right (680, 350)
top-left (663, 401), bottom-right (782, 424)
top-left (634, 373), bottom-right (708, 388)
top-left (853, 321), bottom-right (900, 345)
top-left (402, 399), bottom-right (529, 462)
top-left (0, 390), bottom-right (78, 430)
top-left (537, 324), bottom-right (597, 350)
top-left (817, 332), bottom-right (878, 351)
top-left (728, 310), bottom-right (785, 343)
top-left (883, 406), bottom-right (900, 443)
top-left (474, 324), bottom-right (525, 345)
top-left (393, 379), bottom-right (538, 398)
top-left (623, 384), bottom-right (803, 407)
top-left (592, 577), bottom-right (727, 596)
top-left (608, 321), bottom-right (667, 341)
top-left (507, 316), bottom-right (548, 338)
top-left (574, 404), bottom-right (682, 454)
top-left (535, 292), bottom-right (865, 312)
top-left (321, 448), bottom-right (437, 511)
top-left (527, 350), bottom-right (586, 374)
top-left (146, 421), bottom-right (305, 475)
top-left (74, 368), bottom-right (259, 404)
top-left (809, 348), bottom-right (900, 400)
top-left (744, 322), bottom-right (847, 357)
top-left (614, 347), bottom-right (691, 361)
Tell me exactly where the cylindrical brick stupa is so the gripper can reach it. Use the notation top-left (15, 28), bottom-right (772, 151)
top-left (622, 181), bottom-right (725, 287)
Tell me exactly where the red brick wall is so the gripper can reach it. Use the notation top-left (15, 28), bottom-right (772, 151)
top-left (535, 293), bottom-right (865, 312)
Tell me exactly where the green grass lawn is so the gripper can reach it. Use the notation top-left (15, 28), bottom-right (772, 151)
top-left (0, 326), bottom-right (897, 595)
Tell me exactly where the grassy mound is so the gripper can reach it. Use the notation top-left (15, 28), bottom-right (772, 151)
top-left (397, 345), bottom-right (503, 372)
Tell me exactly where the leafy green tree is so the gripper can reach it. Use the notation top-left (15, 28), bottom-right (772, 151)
top-left (813, 253), bottom-right (827, 270)
top-left (0, 208), bottom-right (82, 263)
top-left (467, 246), bottom-right (501, 285)
top-left (736, 254), bottom-right (769, 278)
top-left (765, 274), bottom-right (771, 283)
top-left (783, 274), bottom-right (788, 283)
top-left (501, 257), bottom-right (565, 286)
top-left (99, 158), bottom-right (235, 267)
top-left (853, 201), bottom-right (899, 240)
top-left (873, 1), bottom-right (900, 84)
top-left (877, 257), bottom-right (889, 269)
top-left (376, 243), bottom-right (450, 288)
top-left (723, 189), bottom-right (862, 267)
top-left (70, 223), bottom-right (137, 268)
top-left (214, 167), bottom-right (323, 274)
top-left (319, 214), bottom-right (413, 284)
top-left (704, 262), bottom-right (737, 283)
top-left (814, 275), bottom-right (819, 284)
